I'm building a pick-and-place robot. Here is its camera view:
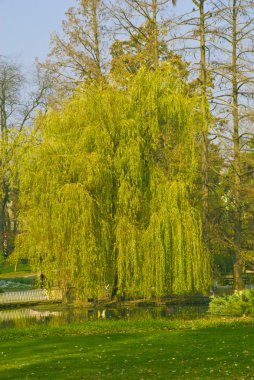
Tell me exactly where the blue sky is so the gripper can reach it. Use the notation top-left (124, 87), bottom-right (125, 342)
top-left (0, 0), bottom-right (75, 72)
top-left (0, 0), bottom-right (194, 73)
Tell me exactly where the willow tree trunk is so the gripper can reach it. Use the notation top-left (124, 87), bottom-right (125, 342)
top-left (111, 174), bottom-right (118, 300)
top-left (110, 140), bottom-right (119, 300)
top-left (232, 0), bottom-right (244, 290)
top-left (0, 184), bottom-right (9, 257)
top-left (0, 75), bottom-right (8, 257)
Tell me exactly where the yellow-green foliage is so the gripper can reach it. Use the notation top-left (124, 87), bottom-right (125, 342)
top-left (16, 67), bottom-right (210, 298)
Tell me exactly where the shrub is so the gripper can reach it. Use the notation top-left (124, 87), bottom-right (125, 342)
top-left (209, 290), bottom-right (254, 317)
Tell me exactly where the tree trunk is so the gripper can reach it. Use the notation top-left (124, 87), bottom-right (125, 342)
top-left (232, 0), bottom-right (244, 290)
top-left (91, 0), bottom-right (102, 77)
top-left (234, 251), bottom-right (244, 291)
top-left (196, 0), bottom-right (209, 239)
top-left (152, 0), bottom-right (159, 69)
top-left (110, 142), bottom-right (119, 300)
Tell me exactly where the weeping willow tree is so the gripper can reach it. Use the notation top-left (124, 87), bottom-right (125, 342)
top-left (15, 64), bottom-right (210, 299)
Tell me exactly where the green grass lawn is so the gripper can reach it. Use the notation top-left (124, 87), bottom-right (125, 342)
top-left (0, 263), bottom-right (33, 278)
top-left (0, 319), bottom-right (254, 379)
top-left (0, 262), bottom-right (37, 291)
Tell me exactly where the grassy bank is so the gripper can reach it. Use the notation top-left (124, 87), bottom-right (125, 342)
top-left (1, 318), bottom-right (254, 379)
top-left (0, 263), bottom-right (32, 278)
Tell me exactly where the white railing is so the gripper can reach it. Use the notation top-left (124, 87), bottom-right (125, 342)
top-left (0, 289), bottom-right (62, 304)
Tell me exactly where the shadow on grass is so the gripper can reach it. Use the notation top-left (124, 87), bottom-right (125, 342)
top-left (1, 325), bottom-right (254, 379)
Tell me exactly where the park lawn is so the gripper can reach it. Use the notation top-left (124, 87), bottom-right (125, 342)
top-left (0, 263), bottom-right (37, 291)
top-left (0, 263), bottom-right (33, 279)
top-left (0, 319), bottom-right (254, 379)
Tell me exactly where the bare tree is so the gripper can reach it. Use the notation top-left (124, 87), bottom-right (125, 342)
top-left (110, 0), bottom-right (178, 71)
top-left (0, 58), bottom-right (49, 258)
top-left (168, 1), bottom-right (214, 240)
top-left (39, 0), bottom-right (110, 101)
top-left (208, 0), bottom-right (254, 289)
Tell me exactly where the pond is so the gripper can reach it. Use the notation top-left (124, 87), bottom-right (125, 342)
top-left (0, 303), bottom-right (208, 329)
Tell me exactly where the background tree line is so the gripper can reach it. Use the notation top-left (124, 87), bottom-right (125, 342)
top-left (0, 0), bottom-right (253, 298)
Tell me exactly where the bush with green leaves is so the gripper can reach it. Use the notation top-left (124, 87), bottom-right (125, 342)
top-left (209, 290), bottom-right (254, 317)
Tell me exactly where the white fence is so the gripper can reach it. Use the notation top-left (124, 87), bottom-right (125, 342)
top-left (0, 289), bottom-right (62, 305)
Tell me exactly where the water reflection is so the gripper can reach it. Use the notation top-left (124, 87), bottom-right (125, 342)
top-left (0, 304), bottom-right (208, 329)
